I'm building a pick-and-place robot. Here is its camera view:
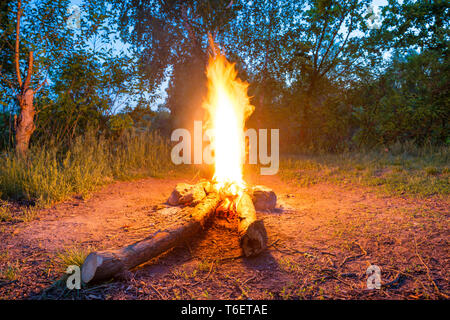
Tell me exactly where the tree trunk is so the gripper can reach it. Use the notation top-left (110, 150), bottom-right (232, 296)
top-left (15, 87), bottom-right (35, 156)
top-left (13, 1), bottom-right (37, 157)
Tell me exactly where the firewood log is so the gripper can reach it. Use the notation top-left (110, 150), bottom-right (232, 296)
top-left (167, 182), bottom-right (207, 206)
top-left (250, 185), bottom-right (277, 211)
top-left (81, 193), bottom-right (220, 284)
top-left (236, 192), bottom-right (267, 257)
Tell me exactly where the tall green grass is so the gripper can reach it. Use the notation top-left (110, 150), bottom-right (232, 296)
top-left (280, 142), bottom-right (450, 197)
top-left (0, 130), bottom-right (173, 205)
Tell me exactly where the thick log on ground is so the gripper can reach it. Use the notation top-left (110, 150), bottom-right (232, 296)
top-left (236, 192), bottom-right (267, 257)
top-left (81, 193), bottom-right (221, 284)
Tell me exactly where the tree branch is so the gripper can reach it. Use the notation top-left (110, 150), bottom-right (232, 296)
top-left (181, 4), bottom-right (199, 51)
top-left (319, 13), bottom-right (356, 78)
top-left (0, 32), bottom-right (15, 51)
top-left (23, 51), bottom-right (33, 91)
top-left (0, 68), bottom-right (16, 92)
top-left (317, 8), bottom-right (347, 72)
top-left (313, 3), bottom-right (332, 69)
top-left (15, 0), bottom-right (23, 88)
top-left (35, 78), bottom-right (47, 93)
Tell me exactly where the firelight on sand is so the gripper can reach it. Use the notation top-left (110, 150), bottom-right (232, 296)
top-left (81, 42), bottom-right (268, 284)
top-left (203, 40), bottom-right (255, 197)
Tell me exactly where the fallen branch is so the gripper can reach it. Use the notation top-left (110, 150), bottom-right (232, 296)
top-left (216, 254), bottom-right (245, 262)
top-left (149, 283), bottom-right (165, 299)
top-left (339, 241), bottom-right (367, 268)
top-left (382, 272), bottom-right (404, 288)
top-left (413, 237), bottom-right (449, 299)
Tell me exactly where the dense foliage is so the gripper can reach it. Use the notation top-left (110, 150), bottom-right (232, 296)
top-left (111, 0), bottom-right (449, 152)
top-left (0, 0), bottom-right (448, 152)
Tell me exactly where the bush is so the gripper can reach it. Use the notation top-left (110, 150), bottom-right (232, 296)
top-left (0, 130), bottom-right (172, 205)
top-left (280, 144), bottom-right (450, 197)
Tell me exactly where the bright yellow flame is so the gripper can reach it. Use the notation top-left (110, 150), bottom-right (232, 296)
top-left (203, 47), bottom-right (254, 196)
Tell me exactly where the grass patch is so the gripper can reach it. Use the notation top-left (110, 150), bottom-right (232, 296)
top-left (0, 202), bottom-right (13, 222)
top-left (0, 251), bottom-right (9, 262)
top-left (56, 247), bottom-right (91, 269)
top-left (280, 143), bottom-right (449, 197)
top-left (196, 259), bottom-right (213, 273)
top-left (0, 130), bottom-right (173, 206)
top-left (17, 207), bottom-right (39, 222)
top-left (0, 200), bottom-right (39, 223)
top-left (0, 261), bottom-right (20, 281)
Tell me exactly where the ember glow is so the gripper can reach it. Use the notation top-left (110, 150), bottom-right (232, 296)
top-left (203, 42), bottom-right (254, 197)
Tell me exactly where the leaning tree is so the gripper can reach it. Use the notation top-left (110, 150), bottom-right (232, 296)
top-left (0, 0), bottom-right (46, 155)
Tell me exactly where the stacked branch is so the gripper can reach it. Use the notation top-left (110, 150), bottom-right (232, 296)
top-left (81, 192), bottom-right (220, 284)
top-left (237, 192), bottom-right (267, 257)
top-left (81, 181), bottom-right (274, 283)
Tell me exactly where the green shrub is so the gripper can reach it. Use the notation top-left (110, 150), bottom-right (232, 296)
top-left (280, 144), bottom-right (450, 197)
top-left (0, 130), bottom-right (172, 205)
top-left (57, 247), bottom-right (91, 268)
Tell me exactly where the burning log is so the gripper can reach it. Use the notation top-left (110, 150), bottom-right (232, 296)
top-left (237, 192), bottom-right (267, 257)
top-left (167, 182), bottom-right (208, 206)
top-left (81, 193), bottom-right (221, 284)
top-left (80, 42), bottom-right (275, 283)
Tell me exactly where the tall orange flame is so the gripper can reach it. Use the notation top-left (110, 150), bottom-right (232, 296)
top-left (202, 40), bottom-right (254, 197)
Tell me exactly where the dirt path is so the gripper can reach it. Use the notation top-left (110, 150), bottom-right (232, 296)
top-left (0, 174), bottom-right (448, 300)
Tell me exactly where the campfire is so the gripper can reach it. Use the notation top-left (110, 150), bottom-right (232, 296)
top-left (81, 40), bottom-right (277, 284)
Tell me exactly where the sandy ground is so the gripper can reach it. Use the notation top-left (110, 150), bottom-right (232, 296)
top-left (0, 173), bottom-right (448, 300)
